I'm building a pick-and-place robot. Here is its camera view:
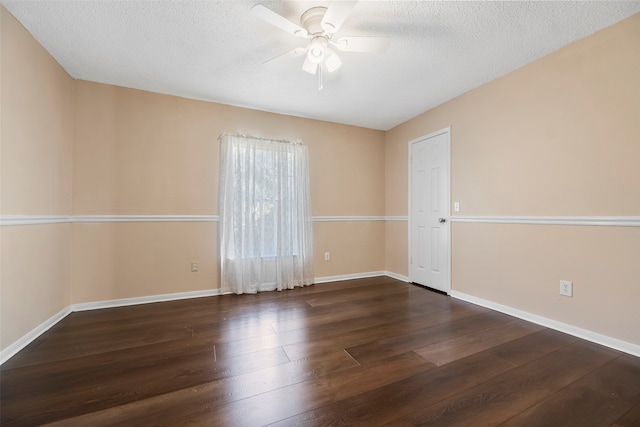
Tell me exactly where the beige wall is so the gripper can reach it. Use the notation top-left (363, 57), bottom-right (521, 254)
top-left (1, 8), bottom-right (73, 350)
top-left (72, 81), bottom-right (385, 217)
top-left (385, 14), bottom-right (640, 344)
top-left (71, 81), bottom-right (386, 304)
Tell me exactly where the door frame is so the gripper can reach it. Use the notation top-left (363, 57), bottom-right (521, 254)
top-left (407, 127), bottom-right (451, 293)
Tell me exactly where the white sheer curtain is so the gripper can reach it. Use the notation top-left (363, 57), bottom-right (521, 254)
top-left (218, 133), bottom-right (314, 294)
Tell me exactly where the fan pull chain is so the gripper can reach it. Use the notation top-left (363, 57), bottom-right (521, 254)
top-left (318, 65), bottom-right (323, 91)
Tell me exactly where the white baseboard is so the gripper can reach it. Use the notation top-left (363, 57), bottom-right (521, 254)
top-left (0, 305), bottom-right (72, 365)
top-left (71, 288), bottom-right (223, 312)
top-left (384, 271), bottom-right (410, 282)
top-left (314, 271), bottom-right (386, 284)
top-left (450, 290), bottom-right (640, 358)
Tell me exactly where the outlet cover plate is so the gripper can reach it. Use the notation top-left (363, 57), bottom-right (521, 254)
top-left (560, 280), bottom-right (572, 297)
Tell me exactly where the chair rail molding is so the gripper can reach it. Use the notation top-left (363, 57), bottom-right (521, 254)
top-left (1, 215), bottom-right (410, 226)
top-left (450, 215), bottom-right (640, 227)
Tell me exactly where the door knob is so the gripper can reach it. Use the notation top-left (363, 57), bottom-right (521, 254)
top-left (439, 218), bottom-right (446, 223)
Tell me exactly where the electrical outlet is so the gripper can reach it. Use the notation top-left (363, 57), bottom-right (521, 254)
top-left (324, 252), bottom-right (330, 261)
top-left (191, 261), bottom-right (199, 272)
top-left (560, 280), bottom-right (572, 297)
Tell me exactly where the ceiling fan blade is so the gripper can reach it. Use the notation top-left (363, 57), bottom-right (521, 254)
top-left (321, 1), bottom-right (358, 34)
top-left (251, 4), bottom-right (308, 38)
top-left (302, 56), bottom-right (318, 75)
top-left (334, 36), bottom-right (391, 53)
top-left (263, 47), bottom-right (307, 65)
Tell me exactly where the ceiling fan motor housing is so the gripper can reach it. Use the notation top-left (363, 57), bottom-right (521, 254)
top-left (301, 7), bottom-right (329, 35)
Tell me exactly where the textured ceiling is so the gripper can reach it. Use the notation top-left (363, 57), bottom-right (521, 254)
top-left (2, 1), bottom-right (639, 130)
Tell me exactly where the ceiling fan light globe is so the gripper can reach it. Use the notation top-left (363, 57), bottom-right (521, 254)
top-left (308, 38), bottom-right (326, 64)
top-left (302, 56), bottom-right (318, 74)
top-left (325, 48), bottom-right (342, 72)
top-left (308, 49), bottom-right (324, 64)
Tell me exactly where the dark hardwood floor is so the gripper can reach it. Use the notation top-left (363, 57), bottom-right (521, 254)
top-left (2, 277), bottom-right (639, 426)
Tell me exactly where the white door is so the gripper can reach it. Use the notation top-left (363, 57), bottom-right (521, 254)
top-left (409, 128), bottom-right (450, 293)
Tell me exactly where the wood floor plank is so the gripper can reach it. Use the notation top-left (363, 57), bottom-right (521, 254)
top-left (343, 309), bottom-right (513, 366)
top-left (303, 281), bottom-right (417, 307)
top-left (52, 351), bottom-right (433, 427)
top-left (613, 403), bottom-right (640, 427)
top-left (180, 351), bottom-right (434, 427)
top-left (267, 350), bottom-right (516, 427)
top-left (413, 318), bottom-right (544, 366)
top-left (41, 349), bottom-right (361, 427)
top-left (281, 307), bottom-right (474, 362)
top-left (1, 278), bottom-right (639, 426)
top-left (487, 327), bottom-right (579, 367)
top-left (499, 351), bottom-right (640, 426)
top-left (1, 343), bottom-right (288, 426)
top-left (215, 295), bottom-right (450, 361)
top-left (387, 340), bottom-right (620, 426)
top-left (4, 322), bottom-right (197, 369)
top-left (269, 289), bottom-right (442, 333)
top-left (6, 295), bottom-right (301, 369)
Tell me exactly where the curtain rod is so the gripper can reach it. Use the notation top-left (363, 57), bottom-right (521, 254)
top-left (219, 132), bottom-right (303, 145)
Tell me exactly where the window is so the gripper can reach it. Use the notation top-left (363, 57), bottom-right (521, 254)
top-left (218, 134), bottom-right (314, 294)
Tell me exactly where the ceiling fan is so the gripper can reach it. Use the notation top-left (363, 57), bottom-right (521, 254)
top-left (251, 1), bottom-right (390, 89)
